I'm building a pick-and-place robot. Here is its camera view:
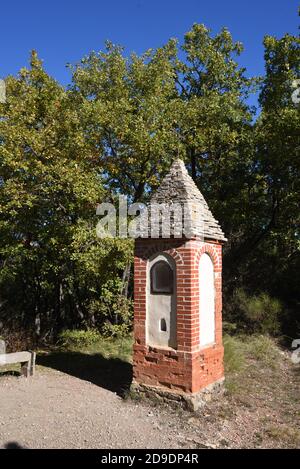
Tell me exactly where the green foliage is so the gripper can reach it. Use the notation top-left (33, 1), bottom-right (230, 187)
top-left (251, 33), bottom-right (300, 336)
top-left (223, 334), bottom-right (281, 395)
top-left (225, 288), bottom-right (282, 335)
top-left (244, 335), bottom-right (279, 368)
top-left (95, 335), bottom-right (133, 363)
top-left (70, 40), bottom-right (180, 202)
top-left (223, 334), bottom-right (246, 395)
top-left (223, 321), bottom-right (238, 335)
top-left (0, 52), bottom-right (132, 342)
top-left (58, 328), bottom-right (102, 349)
top-left (223, 334), bottom-right (246, 374)
top-left (100, 295), bottom-right (133, 338)
top-left (57, 329), bottom-right (133, 363)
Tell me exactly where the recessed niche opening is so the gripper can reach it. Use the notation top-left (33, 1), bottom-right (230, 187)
top-left (150, 261), bottom-right (173, 294)
top-left (160, 318), bottom-right (167, 332)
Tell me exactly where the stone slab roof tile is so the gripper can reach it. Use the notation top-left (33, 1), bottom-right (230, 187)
top-left (151, 159), bottom-right (227, 242)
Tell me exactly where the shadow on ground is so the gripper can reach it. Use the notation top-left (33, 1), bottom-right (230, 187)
top-left (0, 370), bottom-right (20, 377)
top-left (37, 352), bottom-right (133, 397)
top-left (4, 441), bottom-right (25, 449)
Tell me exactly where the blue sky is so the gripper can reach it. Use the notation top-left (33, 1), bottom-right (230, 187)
top-left (0, 0), bottom-right (298, 88)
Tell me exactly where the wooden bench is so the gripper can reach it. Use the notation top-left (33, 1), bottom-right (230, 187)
top-left (0, 350), bottom-right (36, 377)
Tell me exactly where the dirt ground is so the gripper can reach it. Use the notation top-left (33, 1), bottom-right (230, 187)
top-left (0, 347), bottom-right (299, 449)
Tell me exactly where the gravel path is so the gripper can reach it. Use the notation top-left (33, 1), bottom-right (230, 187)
top-left (0, 369), bottom-right (189, 449)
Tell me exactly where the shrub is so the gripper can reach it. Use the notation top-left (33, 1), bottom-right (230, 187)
top-left (225, 288), bottom-right (282, 335)
top-left (244, 334), bottom-right (279, 368)
top-left (89, 293), bottom-right (133, 337)
top-left (101, 322), bottom-right (131, 339)
top-left (223, 321), bottom-right (238, 335)
top-left (58, 328), bottom-right (102, 349)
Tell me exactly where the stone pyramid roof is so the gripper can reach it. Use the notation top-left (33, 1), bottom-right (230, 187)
top-left (150, 159), bottom-right (227, 242)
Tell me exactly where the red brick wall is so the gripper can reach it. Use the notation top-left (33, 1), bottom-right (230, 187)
top-left (133, 237), bottom-right (224, 394)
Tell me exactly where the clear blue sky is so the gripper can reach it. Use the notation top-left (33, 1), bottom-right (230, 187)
top-left (0, 0), bottom-right (298, 86)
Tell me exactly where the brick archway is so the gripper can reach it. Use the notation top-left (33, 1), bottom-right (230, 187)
top-left (194, 242), bottom-right (220, 271)
top-left (140, 244), bottom-right (184, 267)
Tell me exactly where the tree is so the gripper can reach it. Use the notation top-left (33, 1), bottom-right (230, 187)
top-left (253, 34), bottom-right (300, 333)
top-left (70, 41), bottom-right (181, 203)
top-left (174, 25), bottom-right (259, 261)
top-left (0, 52), bottom-right (131, 343)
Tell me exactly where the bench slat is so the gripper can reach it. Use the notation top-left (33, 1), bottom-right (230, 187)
top-left (0, 351), bottom-right (31, 365)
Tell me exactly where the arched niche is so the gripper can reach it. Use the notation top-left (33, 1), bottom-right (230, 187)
top-left (150, 260), bottom-right (174, 294)
top-left (147, 253), bottom-right (176, 349)
top-left (199, 253), bottom-right (215, 347)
